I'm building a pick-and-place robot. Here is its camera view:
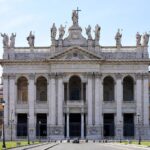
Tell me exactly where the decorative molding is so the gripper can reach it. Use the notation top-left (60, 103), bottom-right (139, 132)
top-left (143, 73), bottom-right (149, 79)
top-left (49, 73), bottom-right (56, 79)
top-left (94, 72), bottom-right (102, 78)
top-left (115, 73), bottom-right (122, 79)
top-left (135, 73), bottom-right (142, 80)
top-left (29, 73), bottom-right (35, 80)
top-left (1, 59), bottom-right (150, 66)
top-left (2, 73), bottom-right (9, 79)
top-left (87, 72), bottom-right (94, 78)
top-left (57, 72), bottom-right (65, 78)
top-left (9, 73), bottom-right (16, 80)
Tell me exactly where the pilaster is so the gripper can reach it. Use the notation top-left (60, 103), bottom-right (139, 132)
top-left (135, 73), bottom-right (142, 116)
top-left (87, 72), bottom-right (100, 139)
top-left (50, 73), bottom-right (56, 125)
top-left (81, 112), bottom-right (84, 139)
top-left (47, 75), bottom-right (51, 125)
top-left (94, 73), bottom-right (102, 125)
top-left (115, 73), bottom-right (123, 139)
top-left (9, 74), bottom-right (16, 140)
top-left (143, 73), bottom-right (149, 125)
top-left (2, 73), bottom-right (9, 140)
top-left (66, 112), bottom-right (69, 139)
top-left (28, 73), bottom-right (35, 140)
top-left (87, 72), bottom-right (93, 126)
top-left (115, 73), bottom-right (123, 123)
top-left (57, 73), bottom-right (64, 126)
top-left (56, 73), bottom-right (65, 138)
top-left (2, 73), bottom-right (9, 126)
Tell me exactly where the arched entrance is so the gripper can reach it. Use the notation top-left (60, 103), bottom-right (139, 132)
top-left (69, 76), bottom-right (81, 100)
top-left (65, 76), bottom-right (85, 138)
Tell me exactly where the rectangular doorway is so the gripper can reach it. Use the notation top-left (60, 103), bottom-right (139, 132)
top-left (17, 114), bottom-right (27, 137)
top-left (123, 113), bottom-right (134, 137)
top-left (36, 114), bottom-right (47, 137)
top-left (103, 114), bottom-right (115, 137)
top-left (69, 113), bottom-right (81, 138)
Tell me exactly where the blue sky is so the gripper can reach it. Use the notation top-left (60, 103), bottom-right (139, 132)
top-left (0, 0), bottom-right (149, 75)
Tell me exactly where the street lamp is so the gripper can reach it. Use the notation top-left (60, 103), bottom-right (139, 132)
top-left (39, 121), bottom-right (41, 142)
top-left (1, 99), bottom-right (6, 149)
top-left (137, 114), bottom-right (141, 145)
top-left (27, 115), bottom-right (30, 145)
top-left (119, 120), bottom-right (122, 143)
top-left (9, 109), bottom-right (14, 141)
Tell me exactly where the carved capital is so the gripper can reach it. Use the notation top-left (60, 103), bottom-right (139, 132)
top-left (2, 73), bottom-right (9, 79)
top-left (49, 73), bottom-right (56, 79)
top-left (135, 73), bottom-right (142, 80)
top-left (143, 73), bottom-right (149, 79)
top-left (57, 72), bottom-right (65, 78)
top-left (115, 73), bottom-right (122, 79)
top-left (9, 73), bottom-right (16, 80)
top-left (82, 72), bottom-right (88, 78)
top-left (29, 73), bottom-right (35, 80)
top-left (87, 72), bottom-right (93, 78)
top-left (94, 72), bottom-right (102, 78)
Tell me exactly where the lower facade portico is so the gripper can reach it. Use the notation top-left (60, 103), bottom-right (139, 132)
top-left (3, 72), bottom-right (150, 140)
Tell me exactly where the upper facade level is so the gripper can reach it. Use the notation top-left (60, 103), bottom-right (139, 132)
top-left (0, 9), bottom-right (150, 62)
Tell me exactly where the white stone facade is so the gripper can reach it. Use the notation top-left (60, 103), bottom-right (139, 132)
top-left (1, 10), bottom-right (150, 140)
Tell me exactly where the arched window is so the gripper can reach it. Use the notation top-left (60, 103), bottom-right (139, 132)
top-left (17, 77), bottom-right (28, 103)
top-left (69, 76), bottom-right (81, 100)
top-left (103, 76), bottom-right (115, 101)
top-left (123, 76), bottom-right (134, 101)
top-left (36, 76), bottom-right (47, 102)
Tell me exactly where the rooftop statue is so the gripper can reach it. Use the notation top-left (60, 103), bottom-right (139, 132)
top-left (142, 32), bottom-right (150, 46)
top-left (115, 29), bottom-right (122, 46)
top-left (51, 23), bottom-right (57, 40)
top-left (10, 33), bottom-right (16, 48)
top-left (72, 10), bottom-right (78, 26)
top-left (59, 25), bottom-right (65, 40)
top-left (85, 25), bottom-right (92, 39)
top-left (136, 32), bottom-right (141, 46)
top-left (27, 31), bottom-right (35, 47)
top-left (94, 24), bottom-right (101, 41)
top-left (1, 33), bottom-right (9, 48)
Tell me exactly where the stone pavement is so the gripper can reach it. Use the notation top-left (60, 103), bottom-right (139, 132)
top-left (47, 143), bottom-right (150, 150)
top-left (9, 142), bottom-right (150, 150)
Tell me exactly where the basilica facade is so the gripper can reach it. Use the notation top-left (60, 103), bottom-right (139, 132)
top-left (1, 10), bottom-right (150, 140)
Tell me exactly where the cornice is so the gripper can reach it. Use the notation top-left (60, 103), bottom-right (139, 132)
top-left (0, 59), bottom-right (150, 65)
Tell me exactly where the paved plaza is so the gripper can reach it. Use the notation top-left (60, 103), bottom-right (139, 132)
top-left (48, 143), bottom-right (150, 150)
top-left (11, 142), bottom-right (150, 150)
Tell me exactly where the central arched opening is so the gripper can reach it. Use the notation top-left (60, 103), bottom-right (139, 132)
top-left (103, 76), bottom-right (115, 101)
top-left (123, 76), bottom-right (134, 101)
top-left (69, 76), bottom-right (81, 100)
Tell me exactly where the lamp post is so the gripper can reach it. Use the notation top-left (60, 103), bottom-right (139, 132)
top-left (39, 121), bottom-right (41, 142)
top-left (137, 114), bottom-right (141, 145)
top-left (1, 99), bottom-right (6, 149)
top-left (119, 120), bottom-right (122, 143)
top-left (27, 115), bottom-right (30, 145)
top-left (9, 110), bottom-right (14, 141)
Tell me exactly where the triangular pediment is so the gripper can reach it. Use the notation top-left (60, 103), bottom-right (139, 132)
top-left (49, 46), bottom-right (103, 60)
